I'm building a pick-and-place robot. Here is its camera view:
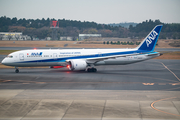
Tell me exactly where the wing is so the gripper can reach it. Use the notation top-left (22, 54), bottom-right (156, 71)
top-left (86, 52), bottom-right (140, 64)
top-left (86, 51), bottom-right (161, 64)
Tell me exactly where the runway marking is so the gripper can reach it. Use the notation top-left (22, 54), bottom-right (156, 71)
top-left (142, 83), bottom-right (154, 85)
top-left (1, 79), bottom-right (180, 90)
top-left (151, 97), bottom-right (180, 117)
top-left (1, 78), bottom-right (180, 86)
top-left (160, 62), bottom-right (180, 82)
top-left (164, 63), bottom-right (180, 68)
top-left (170, 83), bottom-right (180, 85)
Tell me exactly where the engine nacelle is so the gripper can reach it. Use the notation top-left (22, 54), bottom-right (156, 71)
top-left (68, 60), bottom-right (87, 71)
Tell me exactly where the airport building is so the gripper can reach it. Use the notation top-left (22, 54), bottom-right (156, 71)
top-left (79, 34), bottom-right (101, 40)
top-left (60, 36), bottom-right (73, 41)
top-left (59, 36), bottom-right (78, 41)
top-left (0, 32), bottom-right (31, 40)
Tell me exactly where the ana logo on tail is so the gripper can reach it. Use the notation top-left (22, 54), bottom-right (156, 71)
top-left (146, 30), bottom-right (158, 47)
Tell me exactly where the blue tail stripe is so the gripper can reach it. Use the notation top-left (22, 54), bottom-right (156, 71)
top-left (138, 25), bottom-right (163, 51)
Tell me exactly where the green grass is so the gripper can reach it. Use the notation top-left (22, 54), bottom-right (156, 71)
top-left (0, 50), bottom-right (18, 55)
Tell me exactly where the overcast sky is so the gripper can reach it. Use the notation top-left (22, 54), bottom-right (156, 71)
top-left (0, 0), bottom-right (179, 24)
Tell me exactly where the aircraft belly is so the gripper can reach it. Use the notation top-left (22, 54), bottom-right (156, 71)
top-left (12, 62), bottom-right (63, 67)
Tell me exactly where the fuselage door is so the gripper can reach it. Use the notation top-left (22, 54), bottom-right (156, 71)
top-left (19, 53), bottom-right (24, 60)
top-left (53, 53), bottom-right (58, 60)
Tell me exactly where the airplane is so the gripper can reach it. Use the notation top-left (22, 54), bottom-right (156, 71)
top-left (1, 25), bottom-right (163, 73)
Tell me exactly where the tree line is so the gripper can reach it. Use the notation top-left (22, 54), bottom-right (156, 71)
top-left (129, 19), bottom-right (180, 39)
top-left (0, 16), bottom-right (180, 40)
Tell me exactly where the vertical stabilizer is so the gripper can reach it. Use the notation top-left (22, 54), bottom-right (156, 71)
top-left (137, 25), bottom-right (163, 51)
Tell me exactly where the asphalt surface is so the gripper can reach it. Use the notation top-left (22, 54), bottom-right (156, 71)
top-left (0, 59), bottom-right (180, 91)
top-left (0, 48), bottom-right (180, 119)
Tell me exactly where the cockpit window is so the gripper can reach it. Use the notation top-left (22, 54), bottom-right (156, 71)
top-left (6, 55), bottom-right (13, 58)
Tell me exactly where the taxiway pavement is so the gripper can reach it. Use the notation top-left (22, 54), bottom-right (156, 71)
top-left (0, 59), bottom-right (180, 90)
top-left (0, 59), bottom-right (180, 119)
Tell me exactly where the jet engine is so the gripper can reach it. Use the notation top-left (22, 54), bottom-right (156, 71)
top-left (67, 60), bottom-right (87, 71)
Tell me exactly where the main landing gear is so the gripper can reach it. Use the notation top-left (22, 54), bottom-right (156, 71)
top-left (87, 67), bottom-right (97, 72)
top-left (15, 67), bottom-right (19, 73)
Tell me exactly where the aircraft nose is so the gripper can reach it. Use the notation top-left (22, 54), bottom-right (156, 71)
top-left (1, 58), bottom-right (5, 64)
top-left (1, 57), bottom-right (14, 66)
top-left (1, 58), bottom-right (7, 65)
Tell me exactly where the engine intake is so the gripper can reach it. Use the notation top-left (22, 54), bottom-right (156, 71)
top-left (68, 60), bottom-right (87, 71)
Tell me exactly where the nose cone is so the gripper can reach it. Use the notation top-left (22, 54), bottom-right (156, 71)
top-left (1, 58), bottom-right (15, 66)
top-left (1, 58), bottom-right (6, 65)
top-left (1, 58), bottom-right (9, 66)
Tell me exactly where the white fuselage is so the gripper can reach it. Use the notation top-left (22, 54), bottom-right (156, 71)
top-left (1, 48), bottom-right (160, 67)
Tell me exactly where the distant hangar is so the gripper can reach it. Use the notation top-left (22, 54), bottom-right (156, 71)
top-left (0, 32), bottom-right (31, 40)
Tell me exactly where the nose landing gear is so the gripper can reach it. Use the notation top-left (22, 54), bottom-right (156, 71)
top-left (15, 67), bottom-right (19, 73)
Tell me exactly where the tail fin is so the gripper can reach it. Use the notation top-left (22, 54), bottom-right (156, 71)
top-left (137, 25), bottom-right (163, 51)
